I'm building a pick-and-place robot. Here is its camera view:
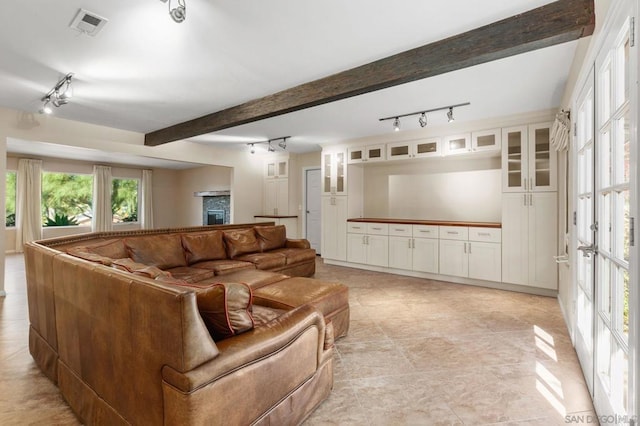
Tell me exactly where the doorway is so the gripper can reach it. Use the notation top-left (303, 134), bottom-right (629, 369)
top-left (305, 168), bottom-right (321, 252)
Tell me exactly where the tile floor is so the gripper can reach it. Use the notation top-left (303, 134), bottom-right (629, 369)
top-left (0, 254), bottom-right (597, 425)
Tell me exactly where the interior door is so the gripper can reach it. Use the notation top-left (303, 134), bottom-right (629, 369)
top-left (305, 169), bottom-right (321, 252)
top-left (574, 66), bottom-right (596, 395)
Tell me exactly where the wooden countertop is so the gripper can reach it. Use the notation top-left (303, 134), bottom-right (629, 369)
top-left (347, 218), bottom-right (501, 228)
top-left (254, 215), bottom-right (298, 219)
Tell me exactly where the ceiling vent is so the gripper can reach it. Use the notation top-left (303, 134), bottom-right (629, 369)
top-left (69, 9), bottom-right (108, 37)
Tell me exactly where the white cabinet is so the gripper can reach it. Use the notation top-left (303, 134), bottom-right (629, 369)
top-left (502, 192), bottom-right (558, 290)
top-left (322, 148), bottom-right (347, 195)
top-left (388, 224), bottom-right (439, 273)
top-left (265, 157), bottom-right (288, 178)
top-left (386, 138), bottom-right (441, 160)
top-left (471, 128), bottom-right (502, 152)
top-left (502, 123), bottom-right (557, 192)
top-left (347, 144), bottom-right (385, 164)
top-left (264, 178), bottom-right (288, 215)
top-left (443, 133), bottom-right (472, 155)
top-left (321, 196), bottom-right (348, 261)
top-left (438, 226), bottom-right (502, 281)
top-left (347, 222), bottom-right (388, 267)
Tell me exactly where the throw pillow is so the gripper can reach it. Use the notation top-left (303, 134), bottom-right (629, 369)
top-left (85, 239), bottom-right (129, 259)
top-left (223, 228), bottom-right (260, 259)
top-left (67, 247), bottom-right (114, 265)
top-left (196, 282), bottom-right (254, 341)
top-left (254, 225), bottom-right (287, 251)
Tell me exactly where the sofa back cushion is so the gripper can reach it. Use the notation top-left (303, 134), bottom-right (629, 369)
top-left (196, 282), bottom-right (254, 341)
top-left (223, 228), bottom-right (261, 259)
top-left (84, 239), bottom-right (129, 260)
top-left (111, 258), bottom-right (170, 278)
top-left (67, 247), bottom-right (114, 265)
top-left (181, 231), bottom-right (227, 265)
top-left (254, 225), bottom-right (287, 252)
top-left (124, 234), bottom-right (187, 270)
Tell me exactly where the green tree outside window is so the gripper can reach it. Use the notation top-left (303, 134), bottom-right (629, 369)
top-left (41, 172), bottom-right (93, 226)
top-left (112, 178), bottom-right (139, 223)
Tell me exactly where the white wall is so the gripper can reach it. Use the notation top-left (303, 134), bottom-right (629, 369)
top-left (175, 165), bottom-right (232, 227)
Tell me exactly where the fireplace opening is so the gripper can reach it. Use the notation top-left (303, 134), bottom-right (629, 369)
top-left (207, 209), bottom-right (225, 225)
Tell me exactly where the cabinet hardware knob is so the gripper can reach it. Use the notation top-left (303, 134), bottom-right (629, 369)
top-left (447, 231), bottom-right (458, 234)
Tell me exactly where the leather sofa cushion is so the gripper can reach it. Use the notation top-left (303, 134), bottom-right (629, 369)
top-left (270, 248), bottom-right (316, 265)
top-left (235, 252), bottom-right (287, 270)
top-left (67, 247), bottom-right (114, 265)
top-left (191, 259), bottom-right (255, 275)
top-left (181, 231), bottom-right (227, 265)
top-left (165, 266), bottom-right (214, 283)
top-left (223, 229), bottom-right (261, 258)
top-left (84, 239), bottom-right (129, 259)
top-left (254, 225), bottom-right (287, 252)
top-left (124, 235), bottom-right (187, 270)
top-left (215, 269), bottom-right (290, 290)
top-left (111, 258), bottom-right (169, 278)
top-left (251, 305), bottom-right (287, 327)
top-left (197, 282), bottom-right (254, 341)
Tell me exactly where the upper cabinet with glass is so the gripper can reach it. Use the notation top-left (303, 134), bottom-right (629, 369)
top-left (386, 138), bottom-right (441, 160)
top-left (471, 128), bottom-right (502, 152)
top-left (322, 148), bottom-right (347, 195)
top-left (347, 144), bottom-right (385, 164)
top-left (501, 123), bottom-right (556, 192)
top-left (443, 133), bottom-right (472, 155)
top-left (265, 157), bottom-right (288, 179)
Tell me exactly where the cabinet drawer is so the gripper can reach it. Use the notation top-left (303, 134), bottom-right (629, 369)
top-left (347, 223), bottom-right (366, 234)
top-left (439, 226), bottom-right (468, 240)
top-left (388, 224), bottom-right (412, 236)
top-left (367, 223), bottom-right (389, 235)
top-left (469, 227), bottom-right (501, 243)
top-left (412, 225), bottom-right (438, 238)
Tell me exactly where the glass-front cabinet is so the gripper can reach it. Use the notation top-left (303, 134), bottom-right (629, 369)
top-left (443, 133), bottom-right (472, 155)
top-left (501, 123), bottom-right (556, 192)
top-left (265, 157), bottom-right (288, 179)
top-left (322, 148), bottom-right (347, 195)
top-left (347, 144), bottom-right (385, 164)
top-left (471, 128), bottom-right (502, 152)
top-left (386, 138), bottom-right (441, 160)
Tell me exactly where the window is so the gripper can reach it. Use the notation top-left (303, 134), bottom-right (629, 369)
top-left (112, 178), bottom-right (139, 223)
top-left (6, 171), bottom-right (16, 227)
top-left (41, 172), bottom-right (93, 226)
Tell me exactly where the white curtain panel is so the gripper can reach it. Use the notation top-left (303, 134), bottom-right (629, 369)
top-left (15, 159), bottom-right (43, 252)
top-left (141, 169), bottom-right (154, 229)
top-left (92, 165), bottom-right (113, 232)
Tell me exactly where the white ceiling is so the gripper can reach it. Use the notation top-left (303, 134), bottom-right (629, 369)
top-left (0, 0), bottom-right (579, 158)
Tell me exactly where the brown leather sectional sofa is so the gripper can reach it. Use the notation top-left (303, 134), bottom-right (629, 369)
top-left (24, 222), bottom-right (350, 425)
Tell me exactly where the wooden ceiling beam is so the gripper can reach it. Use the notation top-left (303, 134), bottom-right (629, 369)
top-left (145, 0), bottom-right (595, 146)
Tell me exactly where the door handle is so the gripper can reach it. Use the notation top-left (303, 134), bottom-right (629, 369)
top-left (577, 244), bottom-right (597, 257)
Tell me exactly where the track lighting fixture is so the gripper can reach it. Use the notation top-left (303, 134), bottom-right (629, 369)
top-left (379, 102), bottom-right (470, 132)
top-left (247, 136), bottom-right (291, 154)
top-left (418, 112), bottom-right (427, 128)
top-left (160, 0), bottom-right (186, 23)
top-left (40, 73), bottom-right (74, 115)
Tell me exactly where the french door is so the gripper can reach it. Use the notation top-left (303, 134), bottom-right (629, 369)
top-left (574, 3), bottom-right (636, 418)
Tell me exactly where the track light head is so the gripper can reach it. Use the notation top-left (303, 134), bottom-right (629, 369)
top-left (278, 138), bottom-right (287, 149)
top-left (418, 112), bottom-right (427, 128)
top-left (447, 107), bottom-right (454, 123)
top-left (41, 97), bottom-right (53, 114)
top-left (249, 143), bottom-right (255, 154)
top-left (393, 117), bottom-right (400, 132)
top-left (267, 142), bottom-right (275, 152)
top-left (167, 0), bottom-right (186, 23)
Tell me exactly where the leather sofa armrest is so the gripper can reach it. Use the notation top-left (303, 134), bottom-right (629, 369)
top-left (285, 239), bottom-right (311, 249)
top-left (162, 304), bottom-right (328, 392)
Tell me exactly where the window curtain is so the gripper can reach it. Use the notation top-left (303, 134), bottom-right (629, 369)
top-left (141, 169), bottom-right (154, 229)
top-left (92, 165), bottom-right (113, 232)
top-left (15, 159), bottom-right (43, 252)
top-left (551, 109), bottom-right (570, 151)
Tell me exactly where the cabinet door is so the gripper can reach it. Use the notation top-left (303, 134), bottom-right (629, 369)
top-left (322, 152), bottom-right (333, 194)
top-left (414, 138), bottom-right (441, 158)
top-left (321, 196), bottom-right (347, 261)
top-left (277, 160), bottom-right (288, 178)
top-left (528, 192), bottom-right (558, 289)
top-left (472, 128), bottom-right (501, 152)
top-left (443, 133), bottom-right (471, 155)
top-left (347, 147), bottom-right (365, 164)
top-left (365, 144), bottom-right (386, 162)
top-left (264, 179), bottom-right (278, 215)
top-left (501, 193), bottom-right (529, 285)
top-left (528, 123), bottom-right (557, 192)
top-left (502, 126), bottom-right (528, 192)
top-left (439, 240), bottom-right (468, 277)
top-left (386, 141), bottom-right (412, 160)
top-left (412, 238), bottom-right (438, 273)
top-left (389, 236), bottom-right (412, 270)
top-left (468, 242), bottom-right (502, 282)
top-left (366, 235), bottom-right (389, 267)
top-left (347, 233), bottom-right (367, 264)
top-left (321, 149), bottom-right (347, 194)
top-left (275, 179), bottom-right (288, 215)
top-left (334, 150), bottom-right (346, 194)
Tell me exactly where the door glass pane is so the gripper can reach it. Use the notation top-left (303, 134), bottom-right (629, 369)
top-left (278, 161), bottom-right (287, 176)
top-left (336, 153), bottom-right (344, 193)
top-left (623, 110), bottom-right (630, 182)
top-left (616, 36), bottom-right (630, 106)
top-left (597, 318), bottom-right (612, 390)
top-left (621, 189), bottom-right (630, 262)
top-left (599, 256), bottom-right (611, 317)
top-left (476, 134), bottom-right (495, 147)
top-left (368, 148), bottom-right (381, 159)
top-left (534, 128), bottom-right (550, 187)
top-left (601, 61), bottom-right (611, 124)
top-left (600, 129), bottom-right (611, 188)
top-left (416, 142), bottom-right (437, 154)
top-left (600, 191), bottom-right (612, 253)
top-left (622, 269), bottom-right (629, 336)
top-left (507, 131), bottom-right (522, 188)
top-left (350, 150), bottom-right (362, 161)
top-left (391, 145), bottom-right (409, 157)
top-left (323, 154), bottom-right (331, 192)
